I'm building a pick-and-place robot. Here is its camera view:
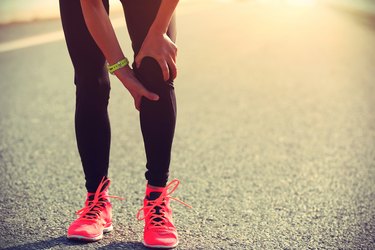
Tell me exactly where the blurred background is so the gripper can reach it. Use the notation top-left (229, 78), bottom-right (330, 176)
top-left (0, 0), bottom-right (121, 24)
top-left (1, 0), bottom-right (375, 249)
top-left (0, 0), bottom-right (374, 24)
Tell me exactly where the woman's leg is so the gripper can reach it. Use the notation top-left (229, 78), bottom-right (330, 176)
top-left (121, 0), bottom-right (177, 187)
top-left (59, 0), bottom-right (111, 192)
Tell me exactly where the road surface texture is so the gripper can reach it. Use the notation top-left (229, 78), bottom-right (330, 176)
top-left (0, 0), bottom-right (374, 249)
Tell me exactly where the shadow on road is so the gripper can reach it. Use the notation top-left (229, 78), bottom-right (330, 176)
top-left (2, 236), bottom-right (83, 250)
top-left (97, 242), bottom-right (148, 250)
top-left (2, 236), bottom-right (148, 250)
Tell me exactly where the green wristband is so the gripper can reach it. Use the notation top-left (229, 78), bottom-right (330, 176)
top-left (107, 58), bottom-right (129, 74)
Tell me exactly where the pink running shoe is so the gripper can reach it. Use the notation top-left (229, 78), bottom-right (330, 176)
top-left (67, 177), bottom-right (123, 241)
top-left (136, 179), bottom-right (192, 248)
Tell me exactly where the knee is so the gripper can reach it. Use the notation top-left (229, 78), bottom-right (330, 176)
top-left (75, 72), bottom-right (111, 110)
top-left (74, 67), bottom-right (110, 89)
top-left (133, 56), bottom-right (173, 94)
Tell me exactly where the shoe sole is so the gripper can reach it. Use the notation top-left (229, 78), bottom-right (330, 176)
top-left (143, 240), bottom-right (179, 249)
top-left (67, 225), bottom-right (113, 242)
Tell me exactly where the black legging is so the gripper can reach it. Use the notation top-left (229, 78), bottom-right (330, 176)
top-left (59, 0), bottom-right (177, 192)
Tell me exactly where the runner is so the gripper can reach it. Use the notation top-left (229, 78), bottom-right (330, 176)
top-left (59, 0), bottom-right (188, 248)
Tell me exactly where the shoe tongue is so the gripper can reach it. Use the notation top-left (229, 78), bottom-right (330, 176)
top-left (146, 192), bottom-right (164, 223)
top-left (87, 192), bottom-right (108, 206)
top-left (88, 194), bottom-right (95, 201)
top-left (89, 178), bottom-right (110, 196)
top-left (84, 194), bottom-right (108, 218)
top-left (147, 191), bottom-right (162, 201)
top-left (146, 192), bottom-right (164, 215)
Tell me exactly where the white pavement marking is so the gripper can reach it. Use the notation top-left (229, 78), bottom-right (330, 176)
top-left (0, 17), bottom-right (126, 53)
top-left (0, 30), bottom-right (64, 53)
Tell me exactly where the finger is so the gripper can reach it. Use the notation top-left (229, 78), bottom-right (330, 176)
top-left (170, 50), bottom-right (177, 65)
top-left (140, 87), bottom-right (159, 101)
top-left (135, 98), bottom-right (140, 111)
top-left (134, 99), bottom-right (140, 111)
top-left (135, 52), bottom-right (144, 69)
top-left (167, 57), bottom-right (177, 80)
top-left (125, 75), bottom-right (159, 101)
top-left (172, 45), bottom-right (178, 62)
top-left (157, 59), bottom-right (170, 81)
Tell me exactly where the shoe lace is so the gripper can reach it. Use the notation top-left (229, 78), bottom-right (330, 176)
top-left (76, 177), bottom-right (124, 220)
top-left (136, 179), bottom-right (192, 228)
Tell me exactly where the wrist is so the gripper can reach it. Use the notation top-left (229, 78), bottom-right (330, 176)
top-left (148, 25), bottom-right (167, 36)
top-left (114, 65), bottom-right (134, 82)
top-left (107, 57), bottom-right (129, 75)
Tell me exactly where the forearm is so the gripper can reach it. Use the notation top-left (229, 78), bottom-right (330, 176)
top-left (79, 0), bottom-right (160, 108)
top-left (80, 0), bottom-right (125, 65)
top-left (149, 0), bottom-right (179, 35)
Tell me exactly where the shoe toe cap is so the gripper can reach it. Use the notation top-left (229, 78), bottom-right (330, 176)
top-left (144, 230), bottom-right (178, 247)
top-left (67, 220), bottom-right (102, 238)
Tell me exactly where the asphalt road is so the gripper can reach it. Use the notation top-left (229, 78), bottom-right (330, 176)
top-left (0, 1), bottom-right (375, 249)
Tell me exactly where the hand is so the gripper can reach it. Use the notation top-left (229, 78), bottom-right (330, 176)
top-left (115, 66), bottom-right (159, 111)
top-left (135, 31), bottom-right (178, 81)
